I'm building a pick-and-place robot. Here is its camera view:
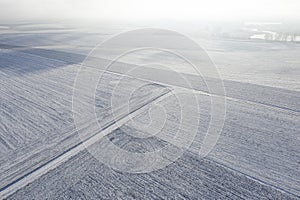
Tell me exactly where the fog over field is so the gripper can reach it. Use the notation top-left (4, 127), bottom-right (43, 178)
top-left (0, 0), bottom-right (299, 199)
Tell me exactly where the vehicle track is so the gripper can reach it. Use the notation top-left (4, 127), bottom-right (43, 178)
top-left (0, 88), bottom-right (173, 199)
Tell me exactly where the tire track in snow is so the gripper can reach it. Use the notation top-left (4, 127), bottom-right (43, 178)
top-left (0, 89), bottom-right (173, 199)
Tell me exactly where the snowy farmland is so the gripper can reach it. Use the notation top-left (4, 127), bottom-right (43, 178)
top-left (0, 23), bottom-right (300, 199)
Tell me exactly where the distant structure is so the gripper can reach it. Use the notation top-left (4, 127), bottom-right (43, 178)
top-left (210, 22), bottom-right (300, 42)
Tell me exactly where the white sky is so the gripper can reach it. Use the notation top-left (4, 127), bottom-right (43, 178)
top-left (0, 0), bottom-right (299, 22)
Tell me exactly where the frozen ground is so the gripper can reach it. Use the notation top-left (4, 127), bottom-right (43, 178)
top-left (0, 23), bottom-right (299, 199)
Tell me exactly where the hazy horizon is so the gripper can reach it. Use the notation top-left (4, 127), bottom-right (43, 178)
top-left (1, 0), bottom-right (300, 23)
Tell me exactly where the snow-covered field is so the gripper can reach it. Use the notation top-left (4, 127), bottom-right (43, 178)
top-left (0, 23), bottom-right (299, 199)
